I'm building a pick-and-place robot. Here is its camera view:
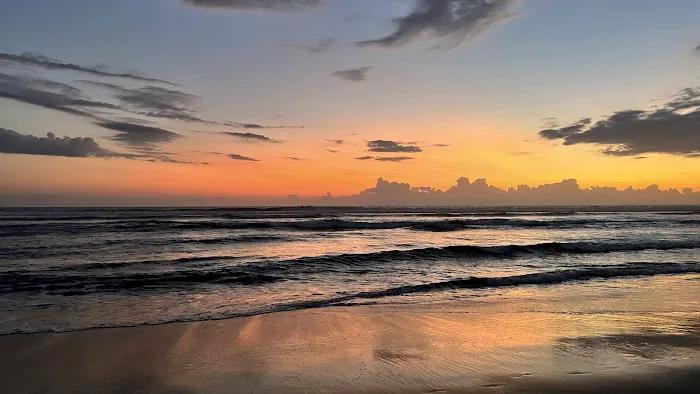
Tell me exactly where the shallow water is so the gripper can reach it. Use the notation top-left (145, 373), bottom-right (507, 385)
top-left (1, 206), bottom-right (698, 334)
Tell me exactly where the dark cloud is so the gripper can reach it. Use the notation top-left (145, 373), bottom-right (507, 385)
top-left (375, 156), bottom-right (415, 162)
top-left (539, 87), bottom-right (700, 158)
top-left (357, 0), bottom-right (519, 49)
top-left (95, 121), bottom-right (181, 149)
top-left (82, 81), bottom-right (304, 128)
top-left (367, 140), bottom-right (423, 153)
top-left (331, 67), bottom-right (372, 82)
top-left (0, 52), bottom-right (174, 85)
top-left (181, 0), bottom-right (323, 11)
top-left (0, 73), bottom-right (119, 118)
top-left (355, 156), bottom-right (414, 162)
top-left (325, 138), bottom-right (345, 144)
top-left (0, 127), bottom-right (205, 164)
top-left (326, 149), bottom-right (340, 153)
top-left (222, 131), bottom-right (278, 143)
top-left (285, 156), bottom-right (304, 160)
top-left (433, 143), bottom-right (450, 147)
top-left (80, 80), bottom-right (206, 123)
top-left (0, 128), bottom-right (111, 158)
top-left (695, 43), bottom-right (700, 54)
top-left (229, 153), bottom-right (259, 161)
top-left (282, 37), bottom-right (337, 53)
top-left (224, 121), bottom-right (301, 129)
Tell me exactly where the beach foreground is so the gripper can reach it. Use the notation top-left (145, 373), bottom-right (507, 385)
top-left (2, 274), bottom-right (699, 393)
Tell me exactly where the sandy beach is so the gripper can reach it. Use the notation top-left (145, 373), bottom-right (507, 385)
top-left (2, 273), bottom-right (699, 393)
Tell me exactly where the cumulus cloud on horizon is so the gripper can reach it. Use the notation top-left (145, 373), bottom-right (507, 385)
top-left (313, 176), bottom-right (699, 205)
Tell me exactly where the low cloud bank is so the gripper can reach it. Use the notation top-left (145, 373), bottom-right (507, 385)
top-left (309, 177), bottom-right (700, 206)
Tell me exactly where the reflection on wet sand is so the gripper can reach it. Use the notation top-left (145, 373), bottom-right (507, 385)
top-left (1, 275), bottom-right (699, 393)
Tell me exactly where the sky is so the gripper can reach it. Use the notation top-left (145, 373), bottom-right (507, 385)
top-left (0, 0), bottom-right (699, 205)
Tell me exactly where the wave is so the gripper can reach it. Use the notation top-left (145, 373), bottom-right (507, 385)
top-left (0, 267), bottom-right (284, 295)
top-left (3, 217), bottom-right (699, 236)
top-left (5, 261), bottom-right (699, 335)
top-left (3, 239), bottom-right (698, 295)
top-left (276, 239), bottom-right (700, 268)
top-left (277, 262), bottom-right (700, 308)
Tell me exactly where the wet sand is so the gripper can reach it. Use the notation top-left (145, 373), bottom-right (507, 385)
top-left (1, 275), bottom-right (699, 393)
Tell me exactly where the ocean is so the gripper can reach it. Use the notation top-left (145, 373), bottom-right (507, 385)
top-left (1, 206), bottom-right (699, 335)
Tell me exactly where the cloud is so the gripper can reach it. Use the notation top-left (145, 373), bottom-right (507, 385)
top-left (282, 37), bottom-right (337, 53)
top-left (357, 0), bottom-right (519, 49)
top-left (509, 151), bottom-right (533, 156)
top-left (433, 143), bottom-right (450, 147)
top-left (0, 128), bottom-right (112, 158)
top-left (311, 176), bottom-right (700, 206)
top-left (367, 140), bottom-right (423, 153)
top-left (181, 0), bottom-right (323, 11)
top-left (285, 156), bottom-right (304, 160)
top-left (355, 156), bottom-right (414, 162)
top-left (82, 81), bottom-right (302, 128)
top-left (229, 153), bottom-right (259, 161)
top-left (539, 86), bottom-right (700, 158)
top-left (80, 80), bottom-right (206, 123)
top-left (0, 73), bottom-right (119, 118)
top-left (326, 149), bottom-right (340, 153)
top-left (695, 43), bottom-right (700, 54)
top-left (0, 52), bottom-right (174, 85)
top-left (222, 131), bottom-right (278, 143)
top-left (95, 121), bottom-right (181, 149)
top-left (331, 67), bottom-right (373, 82)
top-left (224, 121), bottom-right (301, 129)
top-left (325, 138), bottom-right (345, 144)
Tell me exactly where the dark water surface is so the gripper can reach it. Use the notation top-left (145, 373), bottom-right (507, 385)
top-left (1, 206), bottom-right (698, 334)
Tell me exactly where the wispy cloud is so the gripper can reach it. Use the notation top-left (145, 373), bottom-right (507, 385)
top-left (357, 0), bottom-right (520, 50)
top-left (95, 121), bottom-right (181, 150)
top-left (181, 0), bottom-right (323, 12)
top-left (325, 138), bottom-right (346, 145)
top-left (0, 52), bottom-right (175, 85)
top-left (509, 151), bottom-right (533, 156)
top-left (224, 121), bottom-right (301, 129)
top-left (0, 73), bottom-right (119, 118)
top-left (229, 153), bottom-right (259, 161)
top-left (282, 37), bottom-right (337, 53)
top-left (356, 156), bottom-right (414, 162)
top-left (367, 140), bottom-right (422, 153)
top-left (80, 80), bottom-right (207, 123)
top-left (331, 66), bottom-right (373, 82)
top-left (222, 131), bottom-right (279, 143)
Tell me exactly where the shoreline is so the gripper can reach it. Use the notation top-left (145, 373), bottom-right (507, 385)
top-left (2, 276), bottom-right (699, 393)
